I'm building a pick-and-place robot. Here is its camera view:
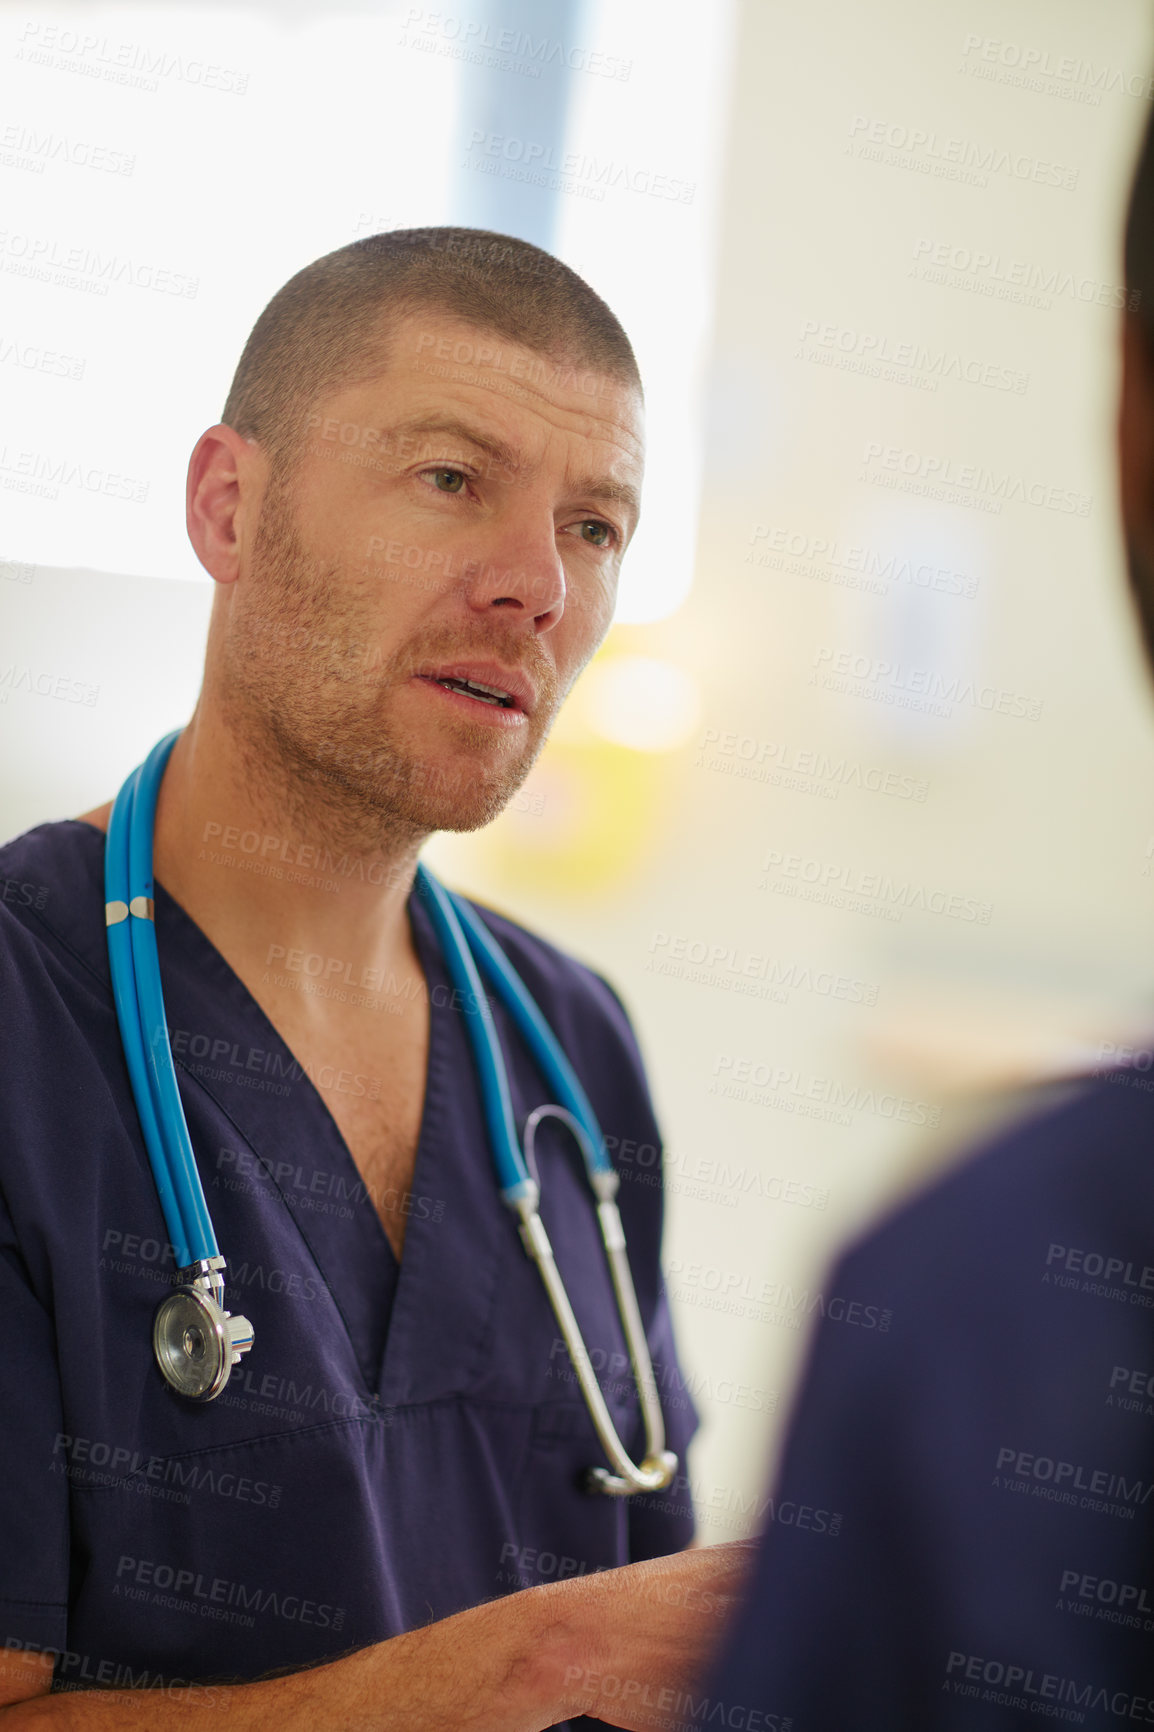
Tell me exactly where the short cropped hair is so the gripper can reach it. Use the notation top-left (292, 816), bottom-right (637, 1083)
top-left (221, 227), bottom-right (642, 471)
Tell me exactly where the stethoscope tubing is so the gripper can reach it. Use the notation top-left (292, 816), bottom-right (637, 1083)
top-left (105, 739), bottom-right (207, 1270)
top-left (445, 887), bottom-right (615, 1187)
top-left (414, 865), bottom-right (531, 1201)
top-left (106, 761), bottom-right (190, 1264)
top-left (127, 731), bottom-right (219, 1267)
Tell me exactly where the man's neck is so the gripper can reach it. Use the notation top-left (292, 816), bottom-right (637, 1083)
top-left (82, 708), bottom-right (429, 1018)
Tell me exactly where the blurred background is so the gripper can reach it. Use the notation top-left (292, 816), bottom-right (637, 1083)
top-left (3, 0), bottom-right (1154, 1540)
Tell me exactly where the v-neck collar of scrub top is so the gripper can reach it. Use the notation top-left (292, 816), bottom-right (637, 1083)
top-left (49, 821), bottom-right (507, 1412)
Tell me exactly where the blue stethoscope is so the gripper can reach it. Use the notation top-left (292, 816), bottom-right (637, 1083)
top-left (104, 730), bottom-right (676, 1497)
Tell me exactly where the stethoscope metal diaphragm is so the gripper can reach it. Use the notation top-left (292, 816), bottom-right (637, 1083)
top-left (152, 1260), bottom-right (254, 1401)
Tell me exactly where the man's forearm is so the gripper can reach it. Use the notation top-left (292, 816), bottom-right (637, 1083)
top-left (5, 1542), bottom-right (750, 1731)
top-left (3, 1586), bottom-right (577, 1732)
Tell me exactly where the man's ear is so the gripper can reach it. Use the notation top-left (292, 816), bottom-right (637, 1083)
top-left (186, 423), bottom-right (266, 585)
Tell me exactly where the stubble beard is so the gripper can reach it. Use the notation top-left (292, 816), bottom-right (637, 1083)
top-left (219, 476), bottom-right (560, 851)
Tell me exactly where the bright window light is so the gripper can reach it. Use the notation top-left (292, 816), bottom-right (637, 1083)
top-left (556, 0), bottom-right (737, 623)
top-left (0, 4), bottom-right (463, 579)
top-left (0, 0), bottom-right (734, 628)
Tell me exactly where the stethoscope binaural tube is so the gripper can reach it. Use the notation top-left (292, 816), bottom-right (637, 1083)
top-left (415, 867), bottom-right (677, 1497)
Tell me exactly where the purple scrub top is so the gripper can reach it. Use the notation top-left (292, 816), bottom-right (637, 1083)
top-left (0, 819), bottom-right (697, 1726)
top-left (703, 1074), bottom-right (1154, 1729)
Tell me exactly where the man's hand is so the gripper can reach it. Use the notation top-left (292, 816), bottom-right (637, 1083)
top-left (548, 1541), bottom-right (755, 1730)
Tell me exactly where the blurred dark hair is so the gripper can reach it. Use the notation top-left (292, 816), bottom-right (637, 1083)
top-left (1125, 104), bottom-right (1154, 341)
top-left (1123, 101), bottom-right (1154, 676)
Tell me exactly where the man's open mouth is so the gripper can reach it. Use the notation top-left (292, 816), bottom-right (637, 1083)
top-left (430, 675), bottom-right (517, 709)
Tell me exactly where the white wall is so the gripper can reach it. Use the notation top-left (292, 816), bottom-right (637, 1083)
top-left (442, 0), bottom-right (1154, 1533)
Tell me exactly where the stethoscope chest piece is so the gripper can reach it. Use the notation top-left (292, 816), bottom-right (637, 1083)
top-left (153, 1269), bottom-right (254, 1401)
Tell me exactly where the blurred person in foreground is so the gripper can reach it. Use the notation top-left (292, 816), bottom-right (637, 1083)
top-left (701, 79), bottom-right (1154, 1732)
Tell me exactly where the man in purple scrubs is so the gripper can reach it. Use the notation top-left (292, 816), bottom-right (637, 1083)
top-left (0, 230), bottom-right (746, 1727)
top-left (701, 97), bottom-right (1154, 1732)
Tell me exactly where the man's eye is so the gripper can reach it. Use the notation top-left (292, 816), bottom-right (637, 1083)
top-left (578, 520), bottom-right (613, 547)
top-left (429, 468), bottom-right (467, 493)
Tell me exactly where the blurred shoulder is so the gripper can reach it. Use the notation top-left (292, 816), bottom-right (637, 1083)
top-left (838, 1069), bottom-right (1154, 1305)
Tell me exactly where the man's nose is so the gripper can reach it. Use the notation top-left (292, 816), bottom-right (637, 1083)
top-left (461, 513), bottom-right (566, 630)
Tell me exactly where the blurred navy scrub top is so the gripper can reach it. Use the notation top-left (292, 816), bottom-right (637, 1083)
top-left (0, 819), bottom-right (696, 1711)
top-left (702, 1073), bottom-right (1154, 1730)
